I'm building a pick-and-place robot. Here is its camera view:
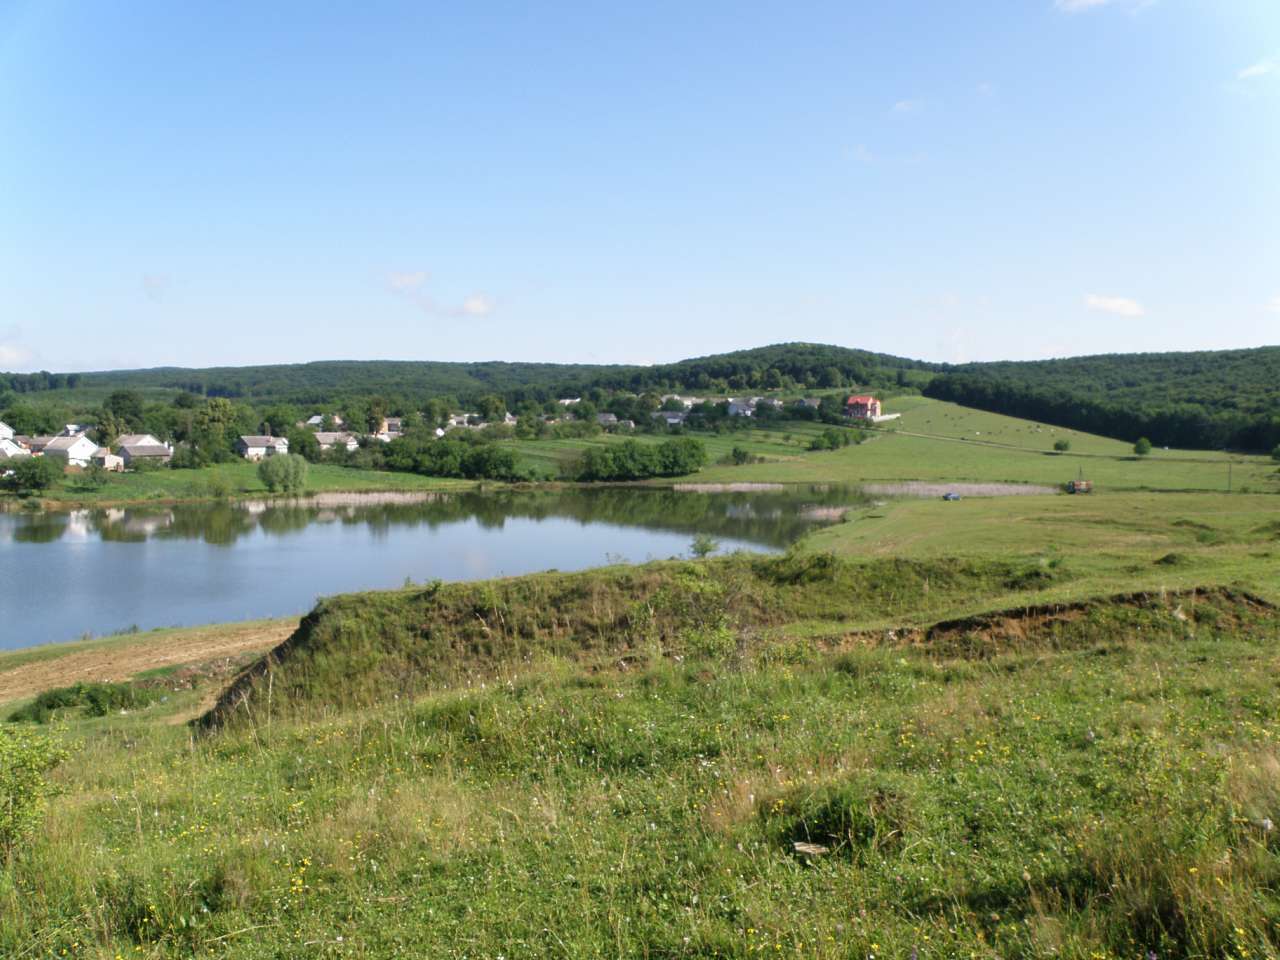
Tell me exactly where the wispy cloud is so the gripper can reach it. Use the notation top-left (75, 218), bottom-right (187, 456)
top-left (1237, 58), bottom-right (1276, 81)
top-left (142, 274), bottom-right (169, 302)
top-left (460, 295), bottom-right (494, 318)
top-left (1054, 0), bottom-right (1154, 12)
top-left (387, 270), bottom-right (427, 292)
top-left (891, 99), bottom-right (922, 113)
top-left (1085, 294), bottom-right (1145, 317)
top-left (1055, 0), bottom-right (1114, 11)
top-left (387, 270), bottom-right (496, 318)
top-left (0, 325), bottom-right (33, 369)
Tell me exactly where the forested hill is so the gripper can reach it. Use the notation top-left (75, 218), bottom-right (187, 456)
top-left (5, 342), bottom-right (1278, 451)
top-left (927, 347), bottom-right (1280, 452)
top-left (0, 344), bottom-right (933, 406)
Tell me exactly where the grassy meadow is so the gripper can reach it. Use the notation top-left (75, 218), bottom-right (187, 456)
top-left (3, 397), bottom-right (1280, 958)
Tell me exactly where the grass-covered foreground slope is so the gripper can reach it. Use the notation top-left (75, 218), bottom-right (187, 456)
top-left (201, 553), bottom-right (1065, 727)
top-left (4, 574), bottom-right (1279, 958)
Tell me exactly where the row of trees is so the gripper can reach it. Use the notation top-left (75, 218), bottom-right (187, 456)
top-left (570, 438), bottom-right (708, 482)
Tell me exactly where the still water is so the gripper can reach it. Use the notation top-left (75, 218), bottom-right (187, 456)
top-left (0, 486), bottom-right (861, 649)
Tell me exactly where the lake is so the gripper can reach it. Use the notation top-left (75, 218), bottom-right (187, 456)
top-left (0, 486), bottom-right (863, 649)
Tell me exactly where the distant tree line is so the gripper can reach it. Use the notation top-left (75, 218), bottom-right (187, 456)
top-left (925, 356), bottom-right (1280, 453)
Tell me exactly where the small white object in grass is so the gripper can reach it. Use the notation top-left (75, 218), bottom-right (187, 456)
top-left (793, 841), bottom-right (830, 856)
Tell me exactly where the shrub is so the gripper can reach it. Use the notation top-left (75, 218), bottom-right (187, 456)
top-left (1272, 443), bottom-right (1280, 462)
top-left (1053, 439), bottom-right (1071, 452)
top-left (0, 725), bottom-right (69, 859)
top-left (5, 456), bottom-right (61, 494)
top-left (1133, 437), bottom-right (1153, 456)
top-left (8, 681), bottom-right (161, 724)
top-left (257, 453), bottom-right (309, 493)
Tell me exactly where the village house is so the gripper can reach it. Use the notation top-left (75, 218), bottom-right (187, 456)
top-left (800, 398), bottom-right (822, 409)
top-left (0, 437), bottom-right (30, 460)
top-left (597, 412), bottom-right (619, 426)
top-left (557, 398), bottom-right (581, 407)
top-left (58, 423), bottom-right (92, 437)
top-left (91, 447), bottom-right (125, 472)
top-left (42, 433), bottom-right (99, 467)
top-left (315, 431), bottom-right (359, 452)
top-left (845, 395), bottom-right (882, 419)
top-left (19, 436), bottom-right (54, 454)
top-left (727, 399), bottom-right (756, 417)
top-left (236, 435), bottom-right (289, 460)
top-left (115, 433), bottom-right (165, 450)
top-left (0, 420), bottom-right (14, 441)
top-left (119, 442), bottom-right (173, 467)
top-left (653, 411), bottom-right (687, 427)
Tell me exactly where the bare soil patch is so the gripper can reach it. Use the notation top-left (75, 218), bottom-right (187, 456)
top-left (0, 619), bottom-right (297, 705)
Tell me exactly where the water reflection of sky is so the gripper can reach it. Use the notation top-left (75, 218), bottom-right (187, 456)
top-left (0, 487), bottom-right (864, 648)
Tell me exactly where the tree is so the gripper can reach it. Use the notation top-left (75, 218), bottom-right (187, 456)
top-left (104, 389), bottom-right (145, 428)
top-left (1053, 439), bottom-right (1071, 452)
top-left (191, 398), bottom-right (237, 461)
top-left (690, 534), bottom-right (718, 559)
top-left (476, 395), bottom-right (507, 423)
top-left (1271, 444), bottom-right (1280, 462)
top-left (1133, 437), bottom-right (1152, 456)
top-left (7, 456), bottom-right (61, 493)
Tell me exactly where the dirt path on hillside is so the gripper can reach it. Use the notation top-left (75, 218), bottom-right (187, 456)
top-left (0, 620), bottom-right (296, 705)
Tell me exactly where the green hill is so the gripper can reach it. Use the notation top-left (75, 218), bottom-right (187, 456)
top-left (927, 347), bottom-right (1280, 452)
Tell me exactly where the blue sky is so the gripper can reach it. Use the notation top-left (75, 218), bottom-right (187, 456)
top-left (1, 0), bottom-right (1277, 373)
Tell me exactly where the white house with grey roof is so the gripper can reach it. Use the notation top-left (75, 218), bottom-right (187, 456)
top-left (0, 420), bottom-right (14, 441)
top-left (43, 434), bottom-right (98, 467)
top-left (0, 437), bottom-right (30, 460)
top-left (119, 442), bottom-right (172, 466)
top-left (236, 435), bottom-right (289, 460)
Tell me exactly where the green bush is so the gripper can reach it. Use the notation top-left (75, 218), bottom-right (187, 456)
top-left (8, 681), bottom-right (161, 724)
top-left (0, 726), bottom-right (69, 859)
top-left (5, 456), bottom-right (61, 494)
top-left (1134, 437), bottom-right (1153, 456)
top-left (257, 453), bottom-right (309, 493)
top-left (1053, 439), bottom-right (1071, 452)
top-left (570, 437), bottom-right (707, 481)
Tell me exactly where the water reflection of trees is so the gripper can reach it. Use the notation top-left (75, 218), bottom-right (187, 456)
top-left (29, 486), bottom-right (867, 549)
top-left (12, 513), bottom-right (69, 544)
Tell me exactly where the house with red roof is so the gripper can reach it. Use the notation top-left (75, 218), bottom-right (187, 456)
top-left (845, 395), bottom-right (882, 419)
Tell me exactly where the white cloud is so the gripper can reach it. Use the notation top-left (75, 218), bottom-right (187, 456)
top-left (387, 270), bottom-right (427, 292)
top-left (1085, 294), bottom-right (1145, 317)
top-left (460, 295), bottom-right (494, 317)
top-left (0, 344), bottom-right (31, 367)
top-left (892, 99), bottom-right (922, 113)
top-left (0, 326), bottom-right (33, 369)
top-left (1237, 59), bottom-right (1276, 81)
top-left (387, 270), bottom-right (496, 318)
